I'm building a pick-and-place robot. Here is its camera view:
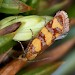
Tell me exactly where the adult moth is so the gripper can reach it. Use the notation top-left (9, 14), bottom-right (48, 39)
top-left (22, 11), bottom-right (69, 60)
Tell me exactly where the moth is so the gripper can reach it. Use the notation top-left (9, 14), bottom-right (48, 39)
top-left (21, 11), bottom-right (69, 60)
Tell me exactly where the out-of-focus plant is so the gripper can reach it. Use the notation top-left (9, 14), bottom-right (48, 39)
top-left (52, 48), bottom-right (75, 75)
top-left (0, 33), bottom-right (16, 54)
top-left (0, 0), bottom-right (32, 14)
top-left (17, 62), bottom-right (63, 75)
top-left (38, 0), bottom-right (69, 15)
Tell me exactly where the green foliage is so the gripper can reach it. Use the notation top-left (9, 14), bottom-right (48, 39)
top-left (0, 0), bottom-right (32, 14)
top-left (0, 16), bottom-right (23, 29)
top-left (26, 0), bottom-right (39, 8)
top-left (38, 0), bottom-right (68, 15)
top-left (67, 4), bottom-right (75, 18)
top-left (0, 33), bottom-right (16, 54)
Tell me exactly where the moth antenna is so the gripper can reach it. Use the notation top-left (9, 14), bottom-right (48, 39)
top-left (18, 41), bottom-right (26, 54)
top-left (19, 29), bottom-right (34, 58)
top-left (28, 57), bottom-right (51, 63)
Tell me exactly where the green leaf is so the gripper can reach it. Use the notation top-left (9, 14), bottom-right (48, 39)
top-left (67, 4), bottom-right (75, 18)
top-left (26, 0), bottom-right (40, 8)
top-left (13, 16), bottom-right (52, 41)
top-left (0, 0), bottom-right (3, 8)
top-left (0, 33), bottom-right (17, 54)
top-left (0, 0), bottom-right (32, 14)
top-left (0, 16), bottom-right (23, 29)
